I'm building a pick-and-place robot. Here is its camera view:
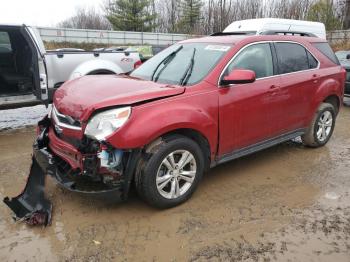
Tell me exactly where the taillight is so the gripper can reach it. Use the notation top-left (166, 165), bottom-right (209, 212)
top-left (341, 67), bottom-right (346, 81)
top-left (134, 60), bottom-right (142, 69)
top-left (342, 67), bottom-right (346, 79)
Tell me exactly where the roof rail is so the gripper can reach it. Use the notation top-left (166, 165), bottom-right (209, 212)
top-left (210, 31), bottom-right (256, 36)
top-left (259, 30), bottom-right (317, 37)
top-left (210, 30), bottom-right (318, 38)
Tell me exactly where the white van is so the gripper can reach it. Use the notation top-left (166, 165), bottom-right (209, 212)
top-left (223, 18), bottom-right (326, 39)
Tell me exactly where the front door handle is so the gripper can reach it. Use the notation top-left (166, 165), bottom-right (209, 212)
top-left (269, 85), bottom-right (280, 89)
top-left (268, 85), bottom-right (280, 96)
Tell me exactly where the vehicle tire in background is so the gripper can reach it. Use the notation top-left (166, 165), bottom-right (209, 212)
top-left (135, 135), bottom-right (204, 209)
top-left (302, 102), bottom-right (336, 148)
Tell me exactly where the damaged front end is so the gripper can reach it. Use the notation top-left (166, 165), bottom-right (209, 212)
top-left (3, 116), bottom-right (140, 226)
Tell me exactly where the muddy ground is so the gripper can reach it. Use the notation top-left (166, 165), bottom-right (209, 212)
top-left (1, 105), bottom-right (350, 262)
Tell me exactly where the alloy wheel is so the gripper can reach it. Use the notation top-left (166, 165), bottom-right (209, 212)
top-left (156, 150), bottom-right (197, 199)
top-left (316, 110), bottom-right (333, 142)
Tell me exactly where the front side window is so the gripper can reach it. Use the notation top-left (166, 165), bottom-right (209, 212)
top-left (275, 43), bottom-right (310, 74)
top-left (131, 43), bottom-right (230, 86)
top-left (0, 31), bottom-right (12, 53)
top-left (224, 43), bottom-right (274, 79)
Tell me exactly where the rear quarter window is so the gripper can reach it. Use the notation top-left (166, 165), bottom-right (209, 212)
top-left (312, 42), bottom-right (340, 65)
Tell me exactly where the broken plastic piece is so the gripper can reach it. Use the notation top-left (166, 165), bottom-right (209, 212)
top-left (3, 157), bottom-right (52, 226)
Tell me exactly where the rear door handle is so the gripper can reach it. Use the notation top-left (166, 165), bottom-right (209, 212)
top-left (312, 74), bottom-right (320, 83)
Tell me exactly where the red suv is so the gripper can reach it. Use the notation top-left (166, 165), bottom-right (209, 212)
top-left (5, 33), bottom-right (346, 225)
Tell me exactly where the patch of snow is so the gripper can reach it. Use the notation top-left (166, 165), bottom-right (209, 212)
top-left (0, 105), bottom-right (50, 131)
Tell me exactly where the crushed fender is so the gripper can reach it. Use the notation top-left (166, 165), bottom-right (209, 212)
top-left (2, 116), bottom-right (140, 227)
top-left (3, 157), bottom-right (52, 226)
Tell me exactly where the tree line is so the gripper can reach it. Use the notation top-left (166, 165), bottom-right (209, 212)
top-left (58, 0), bottom-right (350, 34)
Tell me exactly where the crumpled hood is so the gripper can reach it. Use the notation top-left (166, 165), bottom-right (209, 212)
top-left (54, 75), bottom-right (185, 121)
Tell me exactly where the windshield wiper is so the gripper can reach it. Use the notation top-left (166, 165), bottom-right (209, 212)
top-left (180, 48), bottom-right (196, 86)
top-left (151, 45), bottom-right (183, 82)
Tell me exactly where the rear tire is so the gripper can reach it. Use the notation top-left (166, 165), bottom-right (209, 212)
top-left (135, 135), bottom-right (204, 209)
top-left (301, 102), bottom-right (336, 148)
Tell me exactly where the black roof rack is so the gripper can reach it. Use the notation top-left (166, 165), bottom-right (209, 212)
top-left (210, 31), bottom-right (256, 36)
top-left (210, 30), bottom-right (317, 38)
top-left (260, 30), bottom-right (317, 37)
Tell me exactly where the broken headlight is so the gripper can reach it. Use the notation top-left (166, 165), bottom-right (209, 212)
top-left (85, 107), bottom-right (131, 141)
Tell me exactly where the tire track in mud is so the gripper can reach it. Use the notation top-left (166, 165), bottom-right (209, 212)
top-left (0, 107), bottom-right (350, 261)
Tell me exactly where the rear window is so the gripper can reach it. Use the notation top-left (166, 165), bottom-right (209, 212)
top-left (0, 31), bottom-right (12, 53)
top-left (313, 42), bottom-right (340, 65)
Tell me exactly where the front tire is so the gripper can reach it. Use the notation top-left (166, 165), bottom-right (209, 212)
top-left (135, 135), bottom-right (205, 208)
top-left (302, 102), bottom-right (336, 147)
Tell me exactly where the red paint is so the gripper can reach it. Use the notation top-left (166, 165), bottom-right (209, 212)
top-left (50, 35), bottom-right (345, 170)
top-left (223, 69), bottom-right (256, 84)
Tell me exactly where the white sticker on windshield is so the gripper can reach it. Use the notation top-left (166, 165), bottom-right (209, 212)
top-left (205, 45), bottom-right (230, 52)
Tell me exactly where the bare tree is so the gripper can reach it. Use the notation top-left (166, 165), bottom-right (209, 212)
top-left (150, 0), bottom-right (345, 34)
top-left (346, 0), bottom-right (350, 28)
top-left (58, 7), bottom-right (112, 30)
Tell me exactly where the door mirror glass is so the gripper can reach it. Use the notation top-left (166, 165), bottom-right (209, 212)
top-left (221, 69), bottom-right (256, 86)
top-left (346, 54), bottom-right (350, 60)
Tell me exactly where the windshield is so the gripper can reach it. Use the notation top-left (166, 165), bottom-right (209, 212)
top-left (130, 43), bottom-right (231, 85)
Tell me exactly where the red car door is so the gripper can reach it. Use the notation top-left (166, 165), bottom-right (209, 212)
top-left (218, 42), bottom-right (283, 156)
top-left (273, 42), bottom-right (320, 132)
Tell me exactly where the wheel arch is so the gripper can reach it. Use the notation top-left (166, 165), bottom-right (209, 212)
top-left (323, 95), bottom-right (340, 115)
top-left (145, 128), bottom-right (212, 172)
top-left (68, 59), bottom-right (123, 80)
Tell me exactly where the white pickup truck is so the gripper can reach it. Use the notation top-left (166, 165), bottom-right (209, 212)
top-left (0, 24), bottom-right (142, 108)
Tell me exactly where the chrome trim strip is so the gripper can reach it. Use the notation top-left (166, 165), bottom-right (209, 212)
top-left (52, 105), bottom-right (82, 131)
top-left (217, 40), bottom-right (321, 87)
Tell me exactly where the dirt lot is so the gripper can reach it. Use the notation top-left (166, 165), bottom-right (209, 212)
top-left (1, 105), bottom-right (350, 262)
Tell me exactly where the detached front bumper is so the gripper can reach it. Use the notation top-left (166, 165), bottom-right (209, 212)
top-left (4, 117), bottom-right (140, 226)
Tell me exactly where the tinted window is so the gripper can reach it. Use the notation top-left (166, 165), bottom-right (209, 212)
top-left (313, 42), bottom-right (340, 65)
top-left (0, 31), bottom-right (12, 53)
top-left (225, 43), bottom-right (274, 79)
top-left (131, 43), bottom-right (229, 85)
top-left (307, 51), bottom-right (318, 69)
top-left (275, 43), bottom-right (309, 74)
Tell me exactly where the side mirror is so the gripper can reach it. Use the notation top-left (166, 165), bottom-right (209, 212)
top-left (346, 54), bottom-right (350, 60)
top-left (220, 69), bottom-right (256, 86)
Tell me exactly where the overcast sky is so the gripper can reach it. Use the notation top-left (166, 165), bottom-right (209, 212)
top-left (0, 0), bottom-right (104, 27)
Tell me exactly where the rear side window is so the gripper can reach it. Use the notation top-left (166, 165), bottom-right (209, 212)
top-left (275, 43), bottom-right (309, 74)
top-left (225, 43), bottom-right (274, 79)
top-left (312, 42), bottom-right (340, 65)
top-left (0, 31), bottom-right (12, 53)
